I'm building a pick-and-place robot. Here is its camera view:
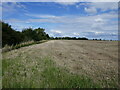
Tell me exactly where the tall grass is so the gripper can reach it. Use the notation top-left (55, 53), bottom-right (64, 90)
top-left (2, 56), bottom-right (100, 88)
top-left (2, 40), bottom-right (47, 53)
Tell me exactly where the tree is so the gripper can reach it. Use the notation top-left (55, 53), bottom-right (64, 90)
top-left (2, 21), bottom-right (50, 47)
top-left (34, 28), bottom-right (50, 40)
top-left (2, 22), bottom-right (23, 47)
top-left (22, 27), bottom-right (50, 41)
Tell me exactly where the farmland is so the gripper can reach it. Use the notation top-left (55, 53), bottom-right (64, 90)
top-left (2, 40), bottom-right (118, 88)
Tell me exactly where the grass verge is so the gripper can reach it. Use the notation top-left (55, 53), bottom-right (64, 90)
top-left (2, 56), bottom-right (100, 88)
top-left (2, 40), bottom-right (48, 53)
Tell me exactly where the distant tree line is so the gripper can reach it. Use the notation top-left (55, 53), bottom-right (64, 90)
top-left (2, 21), bottom-right (50, 47)
top-left (92, 39), bottom-right (113, 41)
top-left (50, 37), bottom-right (88, 40)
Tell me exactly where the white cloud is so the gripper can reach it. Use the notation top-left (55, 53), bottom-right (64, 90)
top-left (92, 18), bottom-right (105, 30)
top-left (83, 2), bottom-right (118, 14)
top-left (85, 7), bottom-right (97, 14)
top-left (94, 31), bottom-right (104, 34)
top-left (95, 18), bottom-right (103, 22)
top-left (55, 0), bottom-right (78, 5)
top-left (49, 29), bottom-right (63, 37)
top-left (2, 2), bottom-right (27, 14)
top-left (73, 32), bottom-right (80, 36)
top-left (5, 11), bottom-right (117, 31)
top-left (89, 2), bottom-right (118, 11)
top-left (25, 14), bottom-right (59, 19)
top-left (76, 2), bottom-right (118, 14)
top-left (50, 30), bottom-right (62, 34)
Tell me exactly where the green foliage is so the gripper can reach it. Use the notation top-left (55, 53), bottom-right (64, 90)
top-left (22, 28), bottom-right (35, 41)
top-left (22, 28), bottom-right (50, 41)
top-left (34, 28), bottom-right (50, 41)
top-left (2, 21), bottom-right (50, 47)
top-left (2, 22), bottom-right (24, 47)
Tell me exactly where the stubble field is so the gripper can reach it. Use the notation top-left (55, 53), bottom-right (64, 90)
top-left (2, 40), bottom-right (118, 88)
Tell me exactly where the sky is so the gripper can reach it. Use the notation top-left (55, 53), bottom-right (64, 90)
top-left (1, 1), bottom-right (119, 40)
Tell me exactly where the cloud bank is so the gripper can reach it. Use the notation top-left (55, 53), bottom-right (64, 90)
top-left (1, 2), bottom-right (118, 40)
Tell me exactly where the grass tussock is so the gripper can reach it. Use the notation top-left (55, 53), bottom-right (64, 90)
top-left (2, 40), bottom-right (47, 53)
top-left (2, 56), bottom-right (100, 88)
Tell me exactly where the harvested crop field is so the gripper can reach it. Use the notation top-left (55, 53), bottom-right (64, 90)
top-left (2, 40), bottom-right (118, 88)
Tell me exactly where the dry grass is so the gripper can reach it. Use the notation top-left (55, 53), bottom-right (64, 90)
top-left (2, 40), bottom-right (118, 88)
top-left (2, 40), bottom-right (47, 53)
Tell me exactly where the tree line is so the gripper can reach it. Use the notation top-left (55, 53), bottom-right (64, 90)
top-left (2, 21), bottom-right (50, 47)
top-left (1, 21), bottom-right (90, 47)
top-left (50, 37), bottom-right (88, 40)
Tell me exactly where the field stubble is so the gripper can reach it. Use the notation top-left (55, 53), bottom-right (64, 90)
top-left (2, 40), bottom-right (118, 88)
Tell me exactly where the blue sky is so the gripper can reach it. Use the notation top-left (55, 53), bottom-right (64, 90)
top-left (1, 2), bottom-right (118, 40)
